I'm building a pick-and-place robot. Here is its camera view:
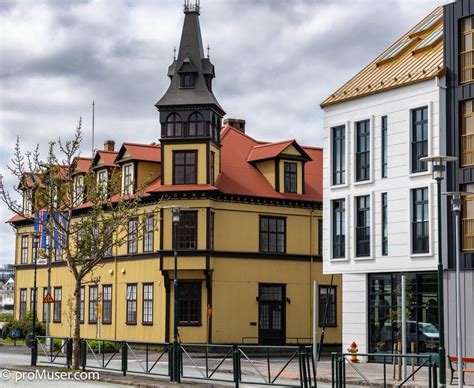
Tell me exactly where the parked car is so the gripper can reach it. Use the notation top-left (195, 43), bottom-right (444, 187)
top-left (380, 320), bottom-right (439, 352)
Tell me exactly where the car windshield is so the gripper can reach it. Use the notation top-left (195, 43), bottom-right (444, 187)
top-left (420, 323), bottom-right (439, 334)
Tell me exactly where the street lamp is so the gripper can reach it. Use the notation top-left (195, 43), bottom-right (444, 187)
top-left (420, 155), bottom-right (456, 387)
top-left (163, 205), bottom-right (186, 382)
top-left (443, 191), bottom-right (470, 388)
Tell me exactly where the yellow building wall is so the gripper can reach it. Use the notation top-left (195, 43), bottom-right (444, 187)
top-left (162, 144), bottom-right (207, 185)
top-left (136, 161), bottom-right (160, 188)
top-left (255, 160), bottom-right (275, 189)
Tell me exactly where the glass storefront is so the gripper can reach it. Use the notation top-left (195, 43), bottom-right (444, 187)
top-left (368, 272), bottom-right (439, 360)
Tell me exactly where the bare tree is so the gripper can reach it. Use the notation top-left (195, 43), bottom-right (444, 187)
top-left (0, 120), bottom-right (162, 368)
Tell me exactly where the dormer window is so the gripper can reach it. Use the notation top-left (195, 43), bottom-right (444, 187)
top-left (180, 72), bottom-right (195, 88)
top-left (23, 190), bottom-right (33, 215)
top-left (188, 112), bottom-right (205, 136)
top-left (97, 170), bottom-right (108, 195)
top-left (284, 162), bottom-right (297, 193)
top-left (122, 163), bottom-right (134, 195)
top-left (166, 113), bottom-right (182, 137)
top-left (73, 175), bottom-right (84, 205)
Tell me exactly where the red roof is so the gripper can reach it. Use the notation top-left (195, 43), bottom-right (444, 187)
top-left (247, 140), bottom-right (295, 162)
top-left (116, 143), bottom-right (161, 163)
top-left (215, 126), bottom-right (322, 202)
top-left (93, 150), bottom-right (118, 169)
top-left (74, 157), bottom-right (92, 174)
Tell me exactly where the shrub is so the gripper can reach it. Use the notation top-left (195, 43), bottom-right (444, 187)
top-left (86, 340), bottom-right (120, 353)
top-left (1, 311), bottom-right (45, 339)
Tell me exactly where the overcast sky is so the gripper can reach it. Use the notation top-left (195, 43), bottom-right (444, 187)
top-left (0, 0), bottom-right (446, 265)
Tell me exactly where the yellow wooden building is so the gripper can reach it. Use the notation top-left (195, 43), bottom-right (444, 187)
top-left (9, 3), bottom-right (341, 347)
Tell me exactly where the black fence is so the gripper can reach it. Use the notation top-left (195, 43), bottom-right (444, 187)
top-left (33, 336), bottom-right (317, 387)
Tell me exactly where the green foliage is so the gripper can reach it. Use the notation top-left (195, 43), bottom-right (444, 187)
top-left (86, 340), bottom-right (120, 353)
top-left (1, 311), bottom-right (45, 339)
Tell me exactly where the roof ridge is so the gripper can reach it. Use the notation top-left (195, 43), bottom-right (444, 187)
top-left (123, 142), bottom-right (161, 148)
top-left (252, 139), bottom-right (295, 149)
top-left (220, 125), bottom-right (260, 144)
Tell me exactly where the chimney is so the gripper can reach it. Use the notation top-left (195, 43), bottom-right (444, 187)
top-left (224, 118), bottom-right (246, 133)
top-left (104, 140), bottom-right (115, 151)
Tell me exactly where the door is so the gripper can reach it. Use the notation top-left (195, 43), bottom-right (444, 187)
top-left (259, 284), bottom-right (286, 345)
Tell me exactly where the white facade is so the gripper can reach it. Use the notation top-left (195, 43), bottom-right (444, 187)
top-left (322, 79), bottom-right (445, 353)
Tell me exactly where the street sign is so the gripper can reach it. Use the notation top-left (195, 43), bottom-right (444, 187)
top-left (10, 330), bottom-right (20, 338)
top-left (36, 259), bottom-right (47, 265)
top-left (43, 292), bottom-right (54, 304)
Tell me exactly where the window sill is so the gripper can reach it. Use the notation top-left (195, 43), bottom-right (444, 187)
top-left (88, 321), bottom-right (98, 325)
top-left (52, 320), bottom-right (61, 323)
top-left (142, 322), bottom-right (153, 326)
top-left (409, 170), bottom-right (430, 178)
top-left (102, 321), bottom-right (112, 325)
top-left (353, 256), bottom-right (374, 261)
top-left (330, 257), bottom-right (349, 262)
top-left (318, 324), bottom-right (337, 328)
top-left (410, 252), bottom-right (433, 258)
top-left (126, 322), bottom-right (137, 326)
top-left (353, 179), bottom-right (373, 186)
top-left (329, 183), bottom-right (349, 190)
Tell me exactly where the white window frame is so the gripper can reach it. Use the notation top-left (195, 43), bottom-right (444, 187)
top-left (97, 169), bottom-right (108, 193)
top-left (73, 175), bottom-right (84, 205)
top-left (409, 183), bottom-right (433, 258)
top-left (352, 116), bottom-right (375, 186)
top-left (122, 163), bottom-right (134, 195)
top-left (353, 191), bottom-right (375, 261)
top-left (330, 195), bottom-right (350, 261)
top-left (408, 102), bottom-right (433, 177)
top-left (329, 121), bottom-right (349, 188)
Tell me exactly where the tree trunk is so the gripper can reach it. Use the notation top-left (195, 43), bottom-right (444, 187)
top-left (72, 277), bottom-right (82, 369)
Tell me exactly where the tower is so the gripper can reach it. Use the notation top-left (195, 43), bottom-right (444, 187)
top-left (156, 1), bottom-right (225, 186)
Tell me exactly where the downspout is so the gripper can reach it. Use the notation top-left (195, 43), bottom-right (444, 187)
top-left (309, 208), bottom-right (318, 342)
top-left (113, 239), bottom-right (118, 340)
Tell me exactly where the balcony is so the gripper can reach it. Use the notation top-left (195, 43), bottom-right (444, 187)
top-left (461, 133), bottom-right (474, 166)
top-left (462, 218), bottom-right (474, 251)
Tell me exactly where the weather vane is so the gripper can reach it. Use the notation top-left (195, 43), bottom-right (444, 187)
top-left (207, 45), bottom-right (210, 58)
top-left (173, 46), bottom-right (176, 60)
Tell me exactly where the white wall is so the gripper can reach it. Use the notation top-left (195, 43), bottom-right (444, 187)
top-left (322, 79), bottom-right (443, 276)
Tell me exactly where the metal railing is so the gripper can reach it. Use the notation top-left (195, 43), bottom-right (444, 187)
top-left (34, 337), bottom-right (315, 387)
top-left (331, 352), bottom-right (437, 388)
top-left (36, 336), bottom-right (72, 367)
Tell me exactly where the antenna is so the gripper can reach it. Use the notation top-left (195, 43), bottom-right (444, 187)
top-left (173, 46), bottom-right (177, 60)
top-left (92, 100), bottom-right (95, 157)
top-left (207, 45), bottom-right (210, 58)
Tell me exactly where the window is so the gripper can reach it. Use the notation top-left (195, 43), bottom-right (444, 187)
top-left (89, 286), bottom-right (98, 324)
top-left (143, 215), bottom-right (154, 253)
top-left (174, 212), bottom-right (198, 250)
top-left (382, 116), bottom-right (388, 178)
top-left (332, 125), bottom-right (345, 185)
top-left (20, 235), bottom-right (28, 264)
top-left (210, 151), bottom-right (215, 185)
top-left (461, 100), bottom-right (474, 166)
top-left (166, 113), bottom-right (182, 137)
top-left (97, 170), bottom-right (108, 194)
top-left (142, 283), bottom-right (153, 324)
top-left (356, 195), bottom-right (371, 257)
top-left (209, 211), bottom-right (215, 250)
top-left (284, 162), bottom-right (297, 193)
top-left (53, 287), bottom-right (62, 322)
top-left (411, 107), bottom-right (428, 173)
top-left (259, 216), bottom-right (286, 253)
top-left (461, 17), bottom-right (474, 83)
top-left (173, 151), bottom-right (197, 185)
top-left (355, 120), bottom-right (370, 181)
top-left (318, 285), bottom-right (336, 327)
top-left (126, 284), bottom-right (137, 324)
top-left (128, 218), bottom-right (138, 254)
top-left (178, 282), bottom-right (201, 325)
top-left (30, 288), bottom-right (37, 315)
top-left (181, 72), bottom-right (195, 88)
top-left (80, 287), bottom-right (85, 323)
top-left (42, 288), bottom-right (49, 323)
top-left (123, 164), bottom-right (133, 195)
top-left (19, 289), bottom-right (27, 319)
top-left (102, 285), bottom-right (112, 324)
top-left (73, 175), bottom-right (84, 205)
top-left (23, 190), bottom-right (32, 215)
top-left (32, 236), bottom-right (39, 262)
top-left (382, 193), bottom-right (388, 256)
top-left (332, 199), bottom-right (345, 258)
top-left (412, 187), bottom-right (429, 253)
top-left (54, 247), bottom-right (62, 261)
top-left (188, 112), bottom-right (206, 137)
top-left (318, 219), bottom-right (323, 255)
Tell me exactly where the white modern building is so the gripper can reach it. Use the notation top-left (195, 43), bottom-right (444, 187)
top-left (321, 8), bottom-right (445, 358)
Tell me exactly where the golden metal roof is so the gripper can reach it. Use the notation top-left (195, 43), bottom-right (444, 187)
top-left (321, 7), bottom-right (445, 108)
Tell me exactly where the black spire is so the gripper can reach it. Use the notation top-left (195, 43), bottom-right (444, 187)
top-left (155, 1), bottom-right (224, 114)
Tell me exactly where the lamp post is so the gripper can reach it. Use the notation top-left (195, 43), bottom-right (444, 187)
top-left (443, 191), bottom-right (470, 388)
top-left (171, 206), bottom-right (181, 383)
top-left (30, 232), bottom-right (39, 366)
top-left (421, 155), bottom-right (456, 386)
